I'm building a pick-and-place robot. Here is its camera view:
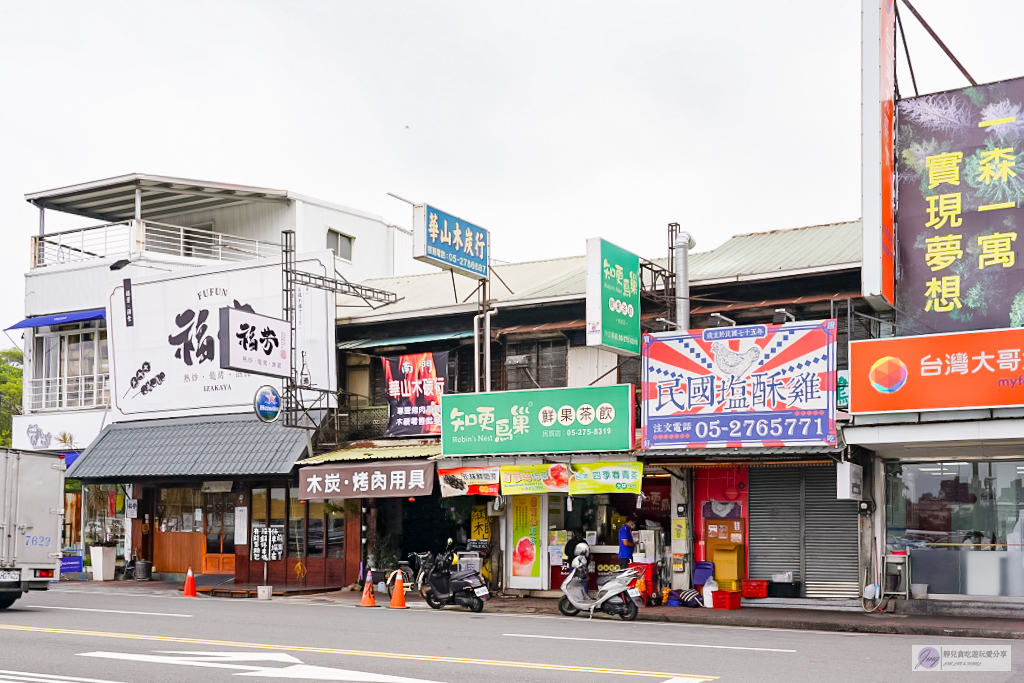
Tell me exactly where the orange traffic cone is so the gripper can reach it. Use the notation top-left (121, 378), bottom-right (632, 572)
top-left (183, 567), bottom-right (197, 597)
top-left (359, 572), bottom-right (377, 607)
top-left (388, 570), bottom-right (408, 609)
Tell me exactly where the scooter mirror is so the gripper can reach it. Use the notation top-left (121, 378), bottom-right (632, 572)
top-left (447, 537), bottom-right (453, 547)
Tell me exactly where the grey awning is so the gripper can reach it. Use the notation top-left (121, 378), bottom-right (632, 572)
top-left (66, 414), bottom-right (306, 481)
top-left (640, 444), bottom-right (844, 464)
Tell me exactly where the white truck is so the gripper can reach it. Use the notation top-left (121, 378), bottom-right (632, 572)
top-left (0, 449), bottom-right (64, 609)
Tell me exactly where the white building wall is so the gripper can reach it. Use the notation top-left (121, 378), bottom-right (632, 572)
top-left (23, 258), bottom-right (178, 318)
top-left (567, 346), bottom-right (620, 387)
top-left (157, 201), bottom-right (295, 244)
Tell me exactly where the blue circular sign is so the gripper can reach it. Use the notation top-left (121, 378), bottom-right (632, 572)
top-left (254, 385), bottom-right (282, 423)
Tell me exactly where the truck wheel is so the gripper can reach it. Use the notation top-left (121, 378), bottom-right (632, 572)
top-left (0, 594), bottom-right (20, 610)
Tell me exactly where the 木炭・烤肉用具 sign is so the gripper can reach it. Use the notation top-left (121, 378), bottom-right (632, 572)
top-left (299, 460), bottom-right (435, 500)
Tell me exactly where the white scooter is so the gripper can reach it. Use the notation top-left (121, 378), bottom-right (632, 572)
top-left (558, 542), bottom-right (642, 621)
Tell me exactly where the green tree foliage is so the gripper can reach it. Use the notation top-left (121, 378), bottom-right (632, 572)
top-left (0, 348), bottom-right (23, 447)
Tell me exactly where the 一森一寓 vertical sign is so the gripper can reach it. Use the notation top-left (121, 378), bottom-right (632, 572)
top-left (413, 204), bottom-right (489, 280)
top-left (586, 238), bottom-right (640, 355)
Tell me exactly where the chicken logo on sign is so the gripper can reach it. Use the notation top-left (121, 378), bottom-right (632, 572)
top-left (710, 342), bottom-right (761, 377)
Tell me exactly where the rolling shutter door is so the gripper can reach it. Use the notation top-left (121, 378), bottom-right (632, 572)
top-left (748, 468), bottom-right (802, 581)
top-left (803, 466), bottom-right (860, 597)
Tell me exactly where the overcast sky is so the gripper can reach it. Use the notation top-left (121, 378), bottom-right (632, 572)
top-left (1, 1), bottom-right (1023, 339)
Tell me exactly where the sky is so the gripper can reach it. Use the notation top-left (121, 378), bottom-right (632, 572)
top-left (1, 1), bottom-right (1024, 339)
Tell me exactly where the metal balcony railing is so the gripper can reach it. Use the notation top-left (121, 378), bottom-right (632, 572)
top-left (26, 374), bottom-right (111, 412)
top-left (30, 220), bottom-right (280, 268)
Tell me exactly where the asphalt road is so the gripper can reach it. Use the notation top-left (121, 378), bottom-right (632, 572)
top-left (0, 585), bottom-right (1019, 683)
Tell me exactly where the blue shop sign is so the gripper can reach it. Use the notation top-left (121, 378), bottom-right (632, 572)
top-left (415, 205), bottom-right (489, 280)
top-left (254, 385), bottom-right (282, 423)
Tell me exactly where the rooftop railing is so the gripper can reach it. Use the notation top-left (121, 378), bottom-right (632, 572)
top-left (30, 220), bottom-right (280, 268)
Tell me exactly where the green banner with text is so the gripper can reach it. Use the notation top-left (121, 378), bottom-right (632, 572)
top-left (441, 384), bottom-right (635, 456)
top-left (586, 237), bottom-right (641, 355)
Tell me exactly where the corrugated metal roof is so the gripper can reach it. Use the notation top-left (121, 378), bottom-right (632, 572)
top-left (337, 331), bottom-right (475, 350)
top-left (66, 414), bottom-right (306, 480)
top-left (298, 444), bottom-right (441, 465)
top-left (339, 221), bottom-right (861, 323)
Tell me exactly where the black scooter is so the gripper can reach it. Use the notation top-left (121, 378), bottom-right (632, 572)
top-left (423, 539), bottom-right (489, 612)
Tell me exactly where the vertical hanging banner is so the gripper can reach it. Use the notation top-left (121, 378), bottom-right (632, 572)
top-left (896, 76), bottom-right (1024, 333)
top-left (510, 495), bottom-right (541, 579)
top-left (642, 320), bottom-right (838, 449)
top-left (382, 351), bottom-right (447, 438)
top-left (413, 204), bottom-right (489, 280)
top-left (586, 238), bottom-right (641, 355)
top-left (861, 0), bottom-right (897, 305)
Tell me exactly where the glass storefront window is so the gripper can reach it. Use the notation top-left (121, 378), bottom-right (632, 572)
top-left (886, 461), bottom-right (1024, 550)
top-left (288, 488), bottom-right (305, 557)
top-left (327, 506), bottom-right (344, 559)
top-left (307, 500), bottom-right (325, 557)
top-left (83, 484), bottom-right (126, 558)
top-left (156, 488), bottom-right (201, 532)
top-left (204, 492), bottom-right (235, 554)
top-left (251, 488), bottom-right (268, 529)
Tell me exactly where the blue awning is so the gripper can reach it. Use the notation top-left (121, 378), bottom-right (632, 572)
top-left (6, 308), bottom-right (106, 331)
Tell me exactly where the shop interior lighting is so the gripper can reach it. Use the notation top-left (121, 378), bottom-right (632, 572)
top-left (773, 308), bottom-right (796, 324)
top-left (710, 313), bottom-right (736, 327)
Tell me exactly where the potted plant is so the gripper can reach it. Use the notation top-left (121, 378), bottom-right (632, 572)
top-left (89, 541), bottom-right (117, 581)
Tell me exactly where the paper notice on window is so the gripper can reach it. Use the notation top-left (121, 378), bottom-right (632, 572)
top-left (235, 506), bottom-right (248, 546)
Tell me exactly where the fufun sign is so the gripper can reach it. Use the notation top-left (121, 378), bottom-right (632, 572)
top-left (219, 307), bottom-right (291, 379)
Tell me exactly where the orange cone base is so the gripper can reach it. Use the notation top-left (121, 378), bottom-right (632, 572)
top-left (388, 574), bottom-right (408, 609)
top-left (359, 578), bottom-right (377, 607)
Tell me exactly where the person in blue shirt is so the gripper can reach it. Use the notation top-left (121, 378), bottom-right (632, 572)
top-left (617, 516), bottom-right (637, 569)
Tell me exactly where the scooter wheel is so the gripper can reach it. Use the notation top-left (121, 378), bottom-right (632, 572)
top-left (424, 590), bottom-right (444, 610)
top-left (619, 598), bottom-right (638, 621)
top-left (558, 596), bottom-right (580, 617)
top-left (469, 596), bottom-right (484, 613)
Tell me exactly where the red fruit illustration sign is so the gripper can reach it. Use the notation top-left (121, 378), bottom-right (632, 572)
top-left (511, 495), bottom-right (540, 578)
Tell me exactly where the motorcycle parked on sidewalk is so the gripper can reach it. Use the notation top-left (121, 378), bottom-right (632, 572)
top-left (423, 539), bottom-right (489, 612)
top-left (558, 542), bottom-right (642, 621)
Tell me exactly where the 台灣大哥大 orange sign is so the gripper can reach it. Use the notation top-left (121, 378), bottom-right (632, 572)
top-left (849, 328), bottom-right (1024, 413)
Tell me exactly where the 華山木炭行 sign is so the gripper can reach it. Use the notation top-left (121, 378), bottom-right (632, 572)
top-left (849, 327), bottom-right (1024, 413)
top-left (498, 462), bottom-right (642, 496)
top-left (896, 76), bottom-right (1024, 333)
top-left (413, 204), bottom-right (489, 280)
top-left (642, 320), bottom-right (838, 449)
top-left (586, 238), bottom-right (641, 355)
top-left (440, 385), bottom-right (635, 456)
top-left (298, 460), bottom-right (435, 500)
top-left (382, 351), bottom-right (446, 438)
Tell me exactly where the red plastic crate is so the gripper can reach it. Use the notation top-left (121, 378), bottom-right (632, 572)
top-left (712, 590), bottom-right (742, 610)
top-left (741, 579), bottom-right (768, 598)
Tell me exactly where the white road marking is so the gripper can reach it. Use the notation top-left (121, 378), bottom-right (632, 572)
top-left (78, 652), bottom-right (449, 682)
top-left (0, 671), bottom-right (124, 683)
top-left (28, 606), bottom-right (192, 618)
top-left (503, 632), bottom-right (796, 653)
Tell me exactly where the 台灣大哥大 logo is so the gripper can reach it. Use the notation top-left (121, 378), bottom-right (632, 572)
top-left (869, 355), bottom-right (907, 394)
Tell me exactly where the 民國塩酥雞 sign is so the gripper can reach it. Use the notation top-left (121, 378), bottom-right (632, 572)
top-left (413, 205), bottom-right (488, 280)
top-left (440, 385), bottom-right (634, 456)
top-left (586, 238), bottom-right (641, 356)
top-left (850, 327), bottom-right (1024, 413)
top-left (642, 320), bottom-right (838, 448)
top-left (298, 460), bottom-right (435, 500)
top-left (896, 76), bottom-right (1024, 333)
